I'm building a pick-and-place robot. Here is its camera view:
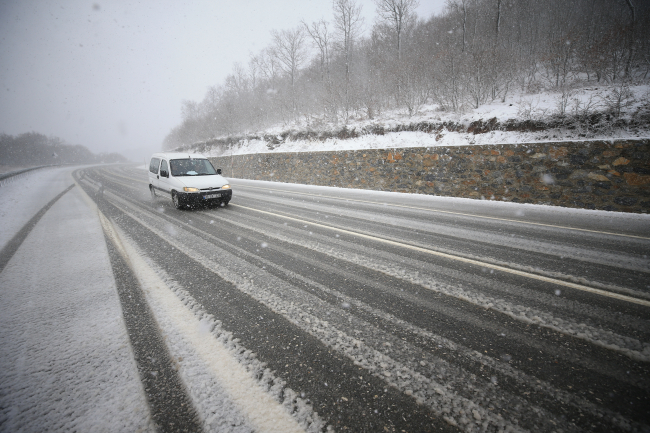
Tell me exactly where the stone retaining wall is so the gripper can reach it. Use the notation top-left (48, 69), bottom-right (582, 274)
top-left (209, 139), bottom-right (650, 213)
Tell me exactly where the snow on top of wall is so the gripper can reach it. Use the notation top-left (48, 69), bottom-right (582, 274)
top-left (200, 84), bottom-right (650, 157)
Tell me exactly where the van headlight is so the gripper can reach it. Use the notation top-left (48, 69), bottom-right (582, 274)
top-left (183, 187), bottom-right (200, 192)
top-left (221, 184), bottom-right (231, 189)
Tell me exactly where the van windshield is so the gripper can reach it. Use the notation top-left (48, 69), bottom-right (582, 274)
top-left (170, 158), bottom-right (218, 176)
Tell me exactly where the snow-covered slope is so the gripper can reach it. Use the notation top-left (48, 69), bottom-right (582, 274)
top-left (191, 84), bottom-right (650, 157)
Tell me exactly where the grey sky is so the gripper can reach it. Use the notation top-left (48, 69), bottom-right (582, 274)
top-left (0, 0), bottom-right (445, 162)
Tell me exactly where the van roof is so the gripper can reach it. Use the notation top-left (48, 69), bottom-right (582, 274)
top-left (151, 152), bottom-right (208, 159)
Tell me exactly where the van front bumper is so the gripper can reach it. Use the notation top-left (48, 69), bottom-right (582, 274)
top-left (180, 188), bottom-right (232, 206)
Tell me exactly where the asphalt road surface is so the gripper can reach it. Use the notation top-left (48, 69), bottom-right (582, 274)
top-left (75, 164), bottom-right (650, 433)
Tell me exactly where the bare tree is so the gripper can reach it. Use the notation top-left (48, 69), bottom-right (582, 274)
top-left (302, 19), bottom-right (339, 118)
top-left (624, 0), bottom-right (636, 78)
top-left (248, 55), bottom-right (260, 89)
top-left (374, 0), bottom-right (419, 62)
top-left (333, 0), bottom-right (364, 118)
top-left (258, 47), bottom-right (280, 86)
top-left (302, 19), bottom-right (333, 82)
top-left (163, 0), bottom-right (650, 147)
top-left (181, 100), bottom-right (200, 122)
top-left (453, 0), bottom-right (468, 52)
top-left (495, 0), bottom-right (501, 42)
top-left (272, 27), bottom-right (308, 115)
top-left (375, 0), bottom-right (419, 105)
top-left (227, 62), bottom-right (249, 94)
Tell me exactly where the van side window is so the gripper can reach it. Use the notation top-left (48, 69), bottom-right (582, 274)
top-left (149, 158), bottom-right (160, 174)
top-left (160, 159), bottom-right (169, 175)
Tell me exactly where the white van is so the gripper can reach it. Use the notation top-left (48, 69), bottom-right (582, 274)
top-left (148, 152), bottom-right (232, 209)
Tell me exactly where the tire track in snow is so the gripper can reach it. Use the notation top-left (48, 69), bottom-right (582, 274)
top-left (84, 179), bottom-right (326, 433)
top-left (234, 190), bottom-right (650, 295)
top-left (182, 209), bottom-right (648, 432)
top-left (232, 184), bottom-right (650, 240)
top-left (101, 215), bottom-right (204, 433)
top-left (97, 190), bottom-right (446, 432)
top-left (105, 219), bottom-right (310, 433)
top-left (105, 190), bottom-right (648, 433)
top-left (231, 203), bottom-right (650, 308)
top-left (235, 189), bottom-right (650, 274)
top-left (198, 204), bottom-right (650, 362)
top-left (230, 229), bottom-right (649, 389)
top-left (85, 170), bottom-right (644, 425)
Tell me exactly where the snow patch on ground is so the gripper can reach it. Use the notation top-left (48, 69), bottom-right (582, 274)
top-left (206, 129), bottom-right (650, 157)
top-left (198, 84), bottom-right (650, 157)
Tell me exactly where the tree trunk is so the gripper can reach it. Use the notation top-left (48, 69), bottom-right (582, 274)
top-left (624, 0), bottom-right (636, 78)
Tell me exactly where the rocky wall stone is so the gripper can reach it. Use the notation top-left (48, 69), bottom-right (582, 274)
top-left (209, 139), bottom-right (650, 213)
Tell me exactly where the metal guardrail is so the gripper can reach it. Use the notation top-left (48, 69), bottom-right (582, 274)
top-left (0, 166), bottom-right (53, 187)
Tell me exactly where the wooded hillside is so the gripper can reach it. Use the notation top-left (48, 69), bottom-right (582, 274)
top-left (164, 0), bottom-right (650, 149)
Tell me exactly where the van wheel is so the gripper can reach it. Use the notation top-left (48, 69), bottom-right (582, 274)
top-left (172, 191), bottom-right (183, 209)
top-left (149, 185), bottom-right (157, 201)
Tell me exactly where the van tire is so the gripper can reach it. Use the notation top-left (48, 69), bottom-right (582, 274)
top-left (172, 191), bottom-right (183, 209)
top-left (149, 185), bottom-right (157, 201)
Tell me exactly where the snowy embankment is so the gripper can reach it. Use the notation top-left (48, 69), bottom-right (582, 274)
top-left (199, 84), bottom-right (650, 157)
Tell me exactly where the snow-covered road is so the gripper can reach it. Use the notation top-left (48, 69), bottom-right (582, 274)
top-left (1, 165), bottom-right (649, 433)
top-left (0, 166), bottom-right (316, 432)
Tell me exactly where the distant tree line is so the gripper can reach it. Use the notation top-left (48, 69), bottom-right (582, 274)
top-left (0, 132), bottom-right (127, 167)
top-left (164, 0), bottom-right (650, 150)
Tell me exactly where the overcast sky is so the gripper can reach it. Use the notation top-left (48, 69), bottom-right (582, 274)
top-left (0, 0), bottom-right (445, 162)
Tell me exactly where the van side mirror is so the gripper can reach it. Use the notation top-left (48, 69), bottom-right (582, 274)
top-left (217, 168), bottom-right (222, 175)
top-left (160, 170), bottom-right (168, 178)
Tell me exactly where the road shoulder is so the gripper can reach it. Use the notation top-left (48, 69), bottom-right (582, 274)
top-left (0, 186), bottom-right (154, 432)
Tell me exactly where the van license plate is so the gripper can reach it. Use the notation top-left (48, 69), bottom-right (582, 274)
top-left (204, 193), bottom-right (221, 199)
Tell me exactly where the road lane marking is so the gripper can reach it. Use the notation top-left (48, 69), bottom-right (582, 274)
top-left (234, 184), bottom-right (650, 240)
top-left (233, 204), bottom-right (650, 308)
